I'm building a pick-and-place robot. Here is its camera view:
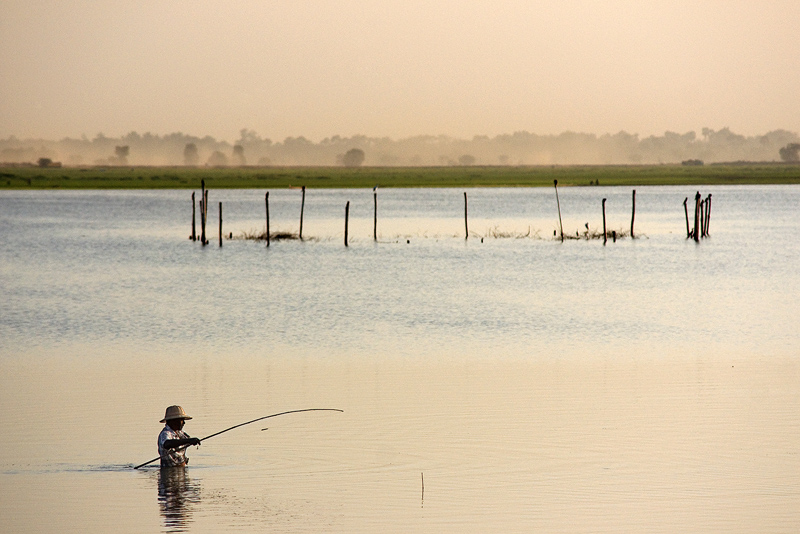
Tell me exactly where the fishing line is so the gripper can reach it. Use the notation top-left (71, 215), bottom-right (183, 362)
top-left (133, 408), bottom-right (343, 469)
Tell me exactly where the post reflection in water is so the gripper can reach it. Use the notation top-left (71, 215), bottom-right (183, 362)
top-left (157, 467), bottom-right (200, 532)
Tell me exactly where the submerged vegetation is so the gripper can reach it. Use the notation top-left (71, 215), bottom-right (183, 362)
top-left (235, 226), bottom-right (631, 243)
top-left (560, 227), bottom-right (632, 241)
top-left (237, 229), bottom-right (304, 242)
top-left (1, 163), bottom-right (799, 190)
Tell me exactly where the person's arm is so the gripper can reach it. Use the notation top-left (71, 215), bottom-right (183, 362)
top-left (162, 437), bottom-right (201, 450)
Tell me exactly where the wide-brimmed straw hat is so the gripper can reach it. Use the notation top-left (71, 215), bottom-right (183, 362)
top-left (160, 405), bottom-right (192, 423)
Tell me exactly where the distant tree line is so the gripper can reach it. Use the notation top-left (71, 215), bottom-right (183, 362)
top-left (2, 127), bottom-right (799, 167)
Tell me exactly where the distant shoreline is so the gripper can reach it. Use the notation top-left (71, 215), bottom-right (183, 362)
top-left (2, 163), bottom-right (800, 190)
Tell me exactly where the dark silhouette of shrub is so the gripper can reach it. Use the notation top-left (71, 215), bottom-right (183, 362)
top-left (779, 143), bottom-right (800, 162)
top-left (232, 145), bottom-right (246, 166)
top-left (184, 143), bottom-right (199, 165)
top-left (340, 148), bottom-right (365, 167)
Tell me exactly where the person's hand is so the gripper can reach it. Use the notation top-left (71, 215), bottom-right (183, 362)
top-left (189, 437), bottom-right (201, 446)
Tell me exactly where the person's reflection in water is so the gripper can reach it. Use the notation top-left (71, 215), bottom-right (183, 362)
top-left (157, 466), bottom-right (200, 532)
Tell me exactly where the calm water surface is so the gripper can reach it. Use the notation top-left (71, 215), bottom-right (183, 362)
top-left (1, 185), bottom-right (798, 533)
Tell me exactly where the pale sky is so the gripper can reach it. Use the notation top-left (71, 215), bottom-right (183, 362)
top-left (2, 0), bottom-right (799, 142)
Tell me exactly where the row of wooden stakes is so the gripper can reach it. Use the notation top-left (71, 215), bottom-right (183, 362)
top-left (190, 179), bottom-right (709, 247)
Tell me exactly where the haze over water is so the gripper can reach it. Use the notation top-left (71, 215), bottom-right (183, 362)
top-left (1, 185), bottom-right (798, 533)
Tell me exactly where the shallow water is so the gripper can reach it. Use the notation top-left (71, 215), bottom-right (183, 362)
top-left (1, 185), bottom-right (798, 533)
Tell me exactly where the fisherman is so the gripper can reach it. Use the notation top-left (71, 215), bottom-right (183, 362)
top-left (158, 405), bottom-right (201, 467)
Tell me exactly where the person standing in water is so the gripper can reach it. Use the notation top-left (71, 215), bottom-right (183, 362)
top-left (158, 405), bottom-right (201, 467)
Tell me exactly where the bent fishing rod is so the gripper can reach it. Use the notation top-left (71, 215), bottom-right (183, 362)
top-left (133, 408), bottom-right (343, 470)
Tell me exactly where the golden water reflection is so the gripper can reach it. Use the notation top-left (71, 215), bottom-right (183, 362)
top-left (157, 467), bottom-right (200, 533)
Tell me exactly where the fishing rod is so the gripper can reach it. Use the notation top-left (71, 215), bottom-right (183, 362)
top-left (133, 408), bottom-right (343, 470)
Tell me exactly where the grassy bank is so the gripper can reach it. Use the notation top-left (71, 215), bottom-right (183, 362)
top-left (2, 164), bottom-right (800, 190)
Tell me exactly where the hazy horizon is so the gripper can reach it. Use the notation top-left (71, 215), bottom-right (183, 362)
top-left (3, 127), bottom-right (799, 166)
top-left (2, 1), bottom-right (799, 143)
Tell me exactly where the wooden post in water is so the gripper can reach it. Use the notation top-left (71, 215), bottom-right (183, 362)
top-left (630, 189), bottom-right (636, 239)
top-left (705, 194), bottom-right (712, 236)
top-left (191, 192), bottom-right (196, 241)
top-left (205, 190), bottom-right (209, 245)
top-left (203, 188), bottom-right (210, 245)
top-left (218, 202), bottom-right (223, 247)
top-left (554, 180), bottom-right (564, 242)
top-left (464, 192), bottom-right (469, 239)
top-left (373, 187), bottom-right (378, 241)
top-left (700, 198), bottom-right (706, 238)
top-left (683, 197), bottom-right (690, 238)
top-left (602, 198), bottom-right (607, 245)
top-left (265, 192), bottom-right (270, 247)
top-left (344, 201), bottom-right (350, 247)
top-left (693, 191), bottom-right (701, 242)
top-left (299, 185), bottom-right (306, 240)
top-left (200, 180), bottom-right (207, 245)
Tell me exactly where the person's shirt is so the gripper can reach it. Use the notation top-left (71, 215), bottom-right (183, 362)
top-left (158, 425), bottom-right (190, 467)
